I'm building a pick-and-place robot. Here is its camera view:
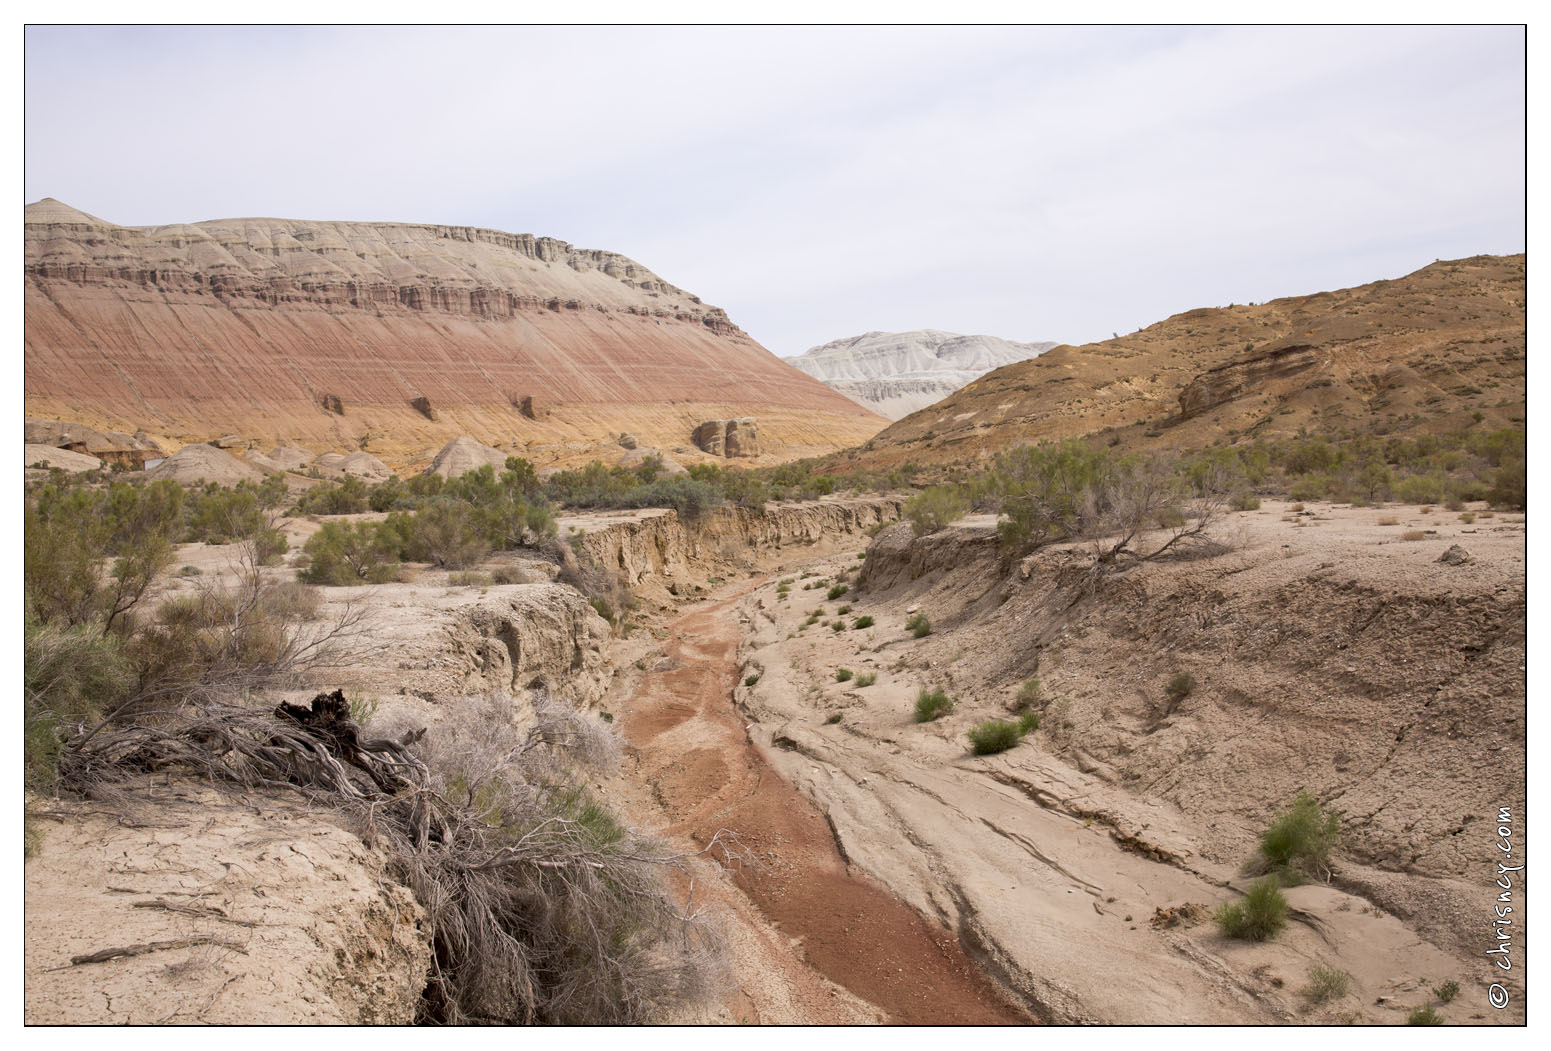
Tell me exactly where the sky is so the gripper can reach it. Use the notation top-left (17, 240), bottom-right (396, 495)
top-left (23, 24), bottom-right (1527, 358)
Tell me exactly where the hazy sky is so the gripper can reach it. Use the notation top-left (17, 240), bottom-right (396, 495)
top-left (24, 25), bottom-right (1526, 357)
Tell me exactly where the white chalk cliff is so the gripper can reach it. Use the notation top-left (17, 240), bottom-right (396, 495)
top-left (785, 330), bottom-right (1058, 420)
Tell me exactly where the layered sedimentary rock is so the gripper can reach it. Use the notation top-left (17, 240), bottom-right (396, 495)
top-left (851, 255), bottom-right (1526, 470)
top-left (24, 199), bottom-right (884, 469)
top-left (786, 330), bottom-right (1058, 420)
top-left (691, 417), bottom-right (760, 458)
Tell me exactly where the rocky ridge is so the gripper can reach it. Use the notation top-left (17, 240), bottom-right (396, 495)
top-left (841, 255), bottom-right (1525, 470)
top-left (24, 199), bottom-right (883, 468)
top-left (786, 330), bottom-right (1059, 420)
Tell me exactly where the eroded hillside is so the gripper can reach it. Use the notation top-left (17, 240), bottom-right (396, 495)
top-left (23, 199), bottom-right (884, 468)
top-left (840, 254), bottom-right (1524, 471)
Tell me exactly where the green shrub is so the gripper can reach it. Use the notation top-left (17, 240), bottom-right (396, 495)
top-left (905, 484), bottom-right (969, 535)
top-left (824, 712), bottom-right (843, 725)
top-left (299, 520), bottom-right (401, 585)
top-left (836, 604), bottom-right (852, 615)
top-left (1015, 679), bottom-right (1043, 710)
top-left (835, 668), bottom-right (854, 682)
top-left (967, 719), bottom-right (1018, 755)
top-left (853, 672), bottom-right (877, 688)
top-left (1017, 711), bottom-right (1038, 734)
top-left (853, 615), bottom-right (875, 629)
top-left (588, 597), bottom-right (615, 625)
top-left (831, 621), bottom-right (846, 632)
top-left (1488, 455), bottom-right (1525, 509)
top-left (913, 688), bottom-right (954, 723)
top-left (1433, 980), bottom-right (1459, 1003)
top-left (906, 613), bottom-right (932, 638)
top-left (1302, 963), bottom-right (1352, 1004)
top-left (827, 584), bottom-right (849, 600)
top-left (1257, 791), bottom-right (1341, 882)
top-left (744, 674), bottom-right (760, 687)
top-left (1214, 877), bottom-right (1288, 941)
top-left (24, 617), bottom-right (135, 791)
top-left (1407, 1005), bottom-right (1444, 1026)
top-left (1230, 492), bottom-right (1262, 511)
top-left (1394, 473), bottom-right (1447, 506)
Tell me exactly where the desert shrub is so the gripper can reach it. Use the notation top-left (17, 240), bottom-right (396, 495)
top-left (986, 439), bottom-right (1115, 553)
top-left (824, 712), bottom-right (843, 725)
top-left (1015, 679), bottom-right (1043, 710)
top-left (853, 671), bottom-right (877, 687)
top-left (1256, 790), bottom-right (1341, 882)
top-left (967, 720), bottom-right (1021, 755)
top-left (1401, 530), bottom-right (1426, 541)
top-left (449, 571), bottom-right (492, 587)
top-left (835, 668), bottom-right (854, 683)
top-left (260, 580), bottom-right (323, 622)
top-left (853, 615), bottom-right (875, 629)
top-left (404, 499), bottom-right (492, 569)
top-left (1394, 473), bottom-right (1447, 506)
top-left (1488, 454), bottom-right (1525, 509)
top-left (1459, 512), bottom-right (1476, 524)
top-left (1214, 877), bottom-right (1288, 941)
top-left (1407, 1006), bottom-right (1444, 1026)
top-left (290, 475), bottom-right (371, 515)
top-left (1433, 980), bottom-right (1459, 1003)
top-left (913, 688), bottom-right (954, 723)
top-left (831, 621), bottom-right (845, 632)
top-left (906, 612), bottom-right (932, 638)
top-left (1288, 474), bottom-right (1335, 502)
top-left (588, 597), bottom-right (615, 626)
top-left (1377, 515), bottom-right (1399, 526)
top-left (905, 485), bottom-right (969, 536)
top-left (23, 617), bottom-right (136, 791)
top-left (1302, 963), bottom-right (1351, 1004)
top-left (1444, 497), bottom-right (1466, 512)
top-left (1230, 493), bottom-right (1261, 511)
top-left (836, 604), bottom-right (851, 615)
top-left (827, 584), bottom-right (849, 600)
top-left (489, 565), bottom-right (529, 585)
top-left (743, 675), bottom-right (760, 687)
top-left (299, 520), bottom-right (402, 585)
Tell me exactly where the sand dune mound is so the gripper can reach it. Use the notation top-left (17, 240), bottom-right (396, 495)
top-left (241, 450), bottom-right (286, 474)
top-left (24, 443), bottom-right (102, 473)
top-left (267, 446), bottom-right (316, 471)
top-left (425, 436), bottom-right (510, 478)
top-left (339, 451), bottom-right (393, 482)
top-left (145, 443), bottom-right (265, 486)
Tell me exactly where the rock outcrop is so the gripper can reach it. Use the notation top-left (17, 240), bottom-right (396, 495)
top-left (24, 443), bottom-right (101, 473)
top-left (25, 417), bottom-right (162, 468)
top-left (692, 417), bottom-right (760, 458)
top-left (786, 330), bottom-right (1059, 420)
top-left (24, 199), bottom-right (883, 467)
top-left (1176, 344), bottom-right (1318, 420)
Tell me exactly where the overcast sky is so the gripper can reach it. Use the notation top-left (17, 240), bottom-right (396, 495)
top-left (24, 25), bottom-right (1526, 357)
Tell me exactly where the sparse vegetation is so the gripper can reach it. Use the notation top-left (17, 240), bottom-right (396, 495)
top-left (744, 674), bottom-right (760, 687)
top-left (827, 584), bottom-right (849, 600)
top-left (853, 671), bottom-right (877, 688)
top-left (1014, 678), bottom-right (1043, 711)
top-left (1302, 963), bottom-right (1352, 1005)
top-left (824, 712), bottom-right (843, 725)
top-left (967, 712), bottom-right (1039, 755)
top-left (1254, 790), bottom-right (1341, 883)
top-left (1214, 877), bottom-right (1288, 941)
top-left (853, 615), bottom-right (875, 629)
top-left (1165, 672), bottom-right (1196, 704)
top-left (1433, 980), bottom-right (1459, 1003)
top-left (906, 612), bottom-right (932, 638)
top-left (913, 688), bottom-right (954, 723)
top-left (1407, 1005), bottom-right (1445, 1026)
top-left (905, 484), bottom-right (969, 535)
top-left (1402, 529), bottom-right (1427, 541)
top-left (835, 668), bottom-right (854, 683)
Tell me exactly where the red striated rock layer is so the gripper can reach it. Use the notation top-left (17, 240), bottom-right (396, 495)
top-left (24, 199), bottom-right (882, 469)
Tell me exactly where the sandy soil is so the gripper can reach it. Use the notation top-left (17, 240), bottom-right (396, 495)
top-left (720, 499), bottom-right (1524, 1024)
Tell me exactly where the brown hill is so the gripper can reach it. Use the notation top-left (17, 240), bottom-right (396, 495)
top-left (844, 254), bottom-right (1524, 470)
top-left (24, 199), bottom-right (884, 470)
